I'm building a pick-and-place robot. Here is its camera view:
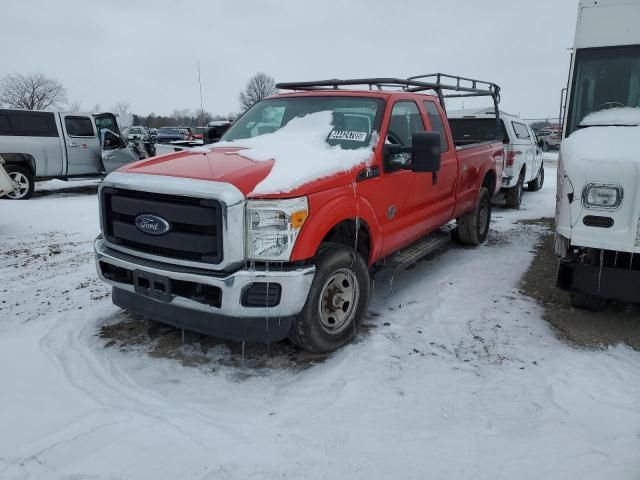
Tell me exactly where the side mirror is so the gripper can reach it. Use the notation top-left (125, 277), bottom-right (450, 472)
top-left (411, 131), bottom-right (441, 173)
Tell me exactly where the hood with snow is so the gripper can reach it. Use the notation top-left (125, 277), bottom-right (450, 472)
top-left (118, 112), bottom-right (375, 198)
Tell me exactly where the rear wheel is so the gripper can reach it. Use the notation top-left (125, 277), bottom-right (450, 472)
top-left (3, 164), bottom-right (34, 200)
top-left (570, 293), bottom-right (607, 311)
top-left (527, 163), bottom-right (544, 191)
top-left (457, 186), bottom-right (491, 246)
top-left (505, 170), bottom-right (524, 209)
top-left (289, 243), bottom-right (370, 353)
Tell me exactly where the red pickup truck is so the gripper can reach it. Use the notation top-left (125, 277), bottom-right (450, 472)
top-left (94, 74), bottom-right (504, 352)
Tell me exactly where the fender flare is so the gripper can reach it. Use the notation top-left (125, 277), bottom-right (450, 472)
top-left (291, 194), bottom-right (382, 264)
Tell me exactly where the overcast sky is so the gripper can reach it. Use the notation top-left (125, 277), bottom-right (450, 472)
top-left (3, 0), bottom-right (578, 119)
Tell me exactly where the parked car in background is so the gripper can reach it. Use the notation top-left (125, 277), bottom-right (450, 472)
top-left (536, 129), bottom-right (561, 151)
top-left (0, 109), bottom-right (138, 199)
top-left (448, 109), bottom-right (544, 208)
top-left (192, 127), bottom-right (206, 139)
top-left (179, 127), bottom-right (193, 140)
top-left (94, 73), bottom-right (504, 353)
top-left (127, 126), bottom-right (150, 142)
top-left (154, 126), bottom-right (186, 143)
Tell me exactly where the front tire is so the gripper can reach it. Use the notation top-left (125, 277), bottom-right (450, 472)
top-left (457, 186), bottom-right (491, 246)
top-left (3, 164), bottom-right (34, 200)
top-left (505, 171), bottom-right (524, 209)
top-left (570, 293), bottom-right (607, 311)
top-left (289, 243), bottom-right (370, 353)
top-left (527, 163), bottom-right (544, 191)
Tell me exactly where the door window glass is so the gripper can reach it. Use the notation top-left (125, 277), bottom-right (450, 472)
top-left (65, 116), bottom-right (94, 137)
top-left (387, 101), bottom-right (424, 145)
top-left (512, 122), bottom-right (530, 140)
top-left (423, 101), bottom-right (449, 152)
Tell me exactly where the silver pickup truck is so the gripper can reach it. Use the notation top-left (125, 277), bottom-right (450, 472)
top-left (0, 109), bottom-right (138, 199)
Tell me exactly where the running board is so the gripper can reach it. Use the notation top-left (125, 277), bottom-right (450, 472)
top-left (372, 230), bottom-right (450, 277)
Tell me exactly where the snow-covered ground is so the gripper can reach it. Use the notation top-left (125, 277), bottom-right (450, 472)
top-left (1, 168), bottom-right (639, 480)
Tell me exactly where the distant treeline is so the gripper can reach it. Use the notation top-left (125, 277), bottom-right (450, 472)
top-left (132, 109), bottom-right (237, 128)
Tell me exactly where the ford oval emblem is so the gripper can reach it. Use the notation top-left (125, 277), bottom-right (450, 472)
top-left (135, 214), bottom-right (170, 235)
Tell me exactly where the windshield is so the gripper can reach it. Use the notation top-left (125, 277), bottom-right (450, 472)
top-left (222, 96), bottom-right (384, 149)
top-left (566, 45), bottom-right (640, 135)
top-left (159, 127), bottom-right (179, 134)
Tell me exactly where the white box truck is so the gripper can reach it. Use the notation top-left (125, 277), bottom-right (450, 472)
top-left (556, 0), bottom-right (640, 309)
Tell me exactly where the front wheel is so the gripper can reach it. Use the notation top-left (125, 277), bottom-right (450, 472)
top-left (3, 164), bottom-right (34, 200)
top-left (570, 293), bottom-right (607, 311)
top-left (527, 163), bottom-right (544, 191)
top-left (505, 171), bottom-right (524, 209)
top-left (289, 243), bottom-right (370, 353)
top-left (457, 186), bottom-right (491, 246)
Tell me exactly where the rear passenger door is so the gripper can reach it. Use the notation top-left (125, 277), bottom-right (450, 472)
top-left (61, 114), bottom-right (101, 175)
top-left (423, 100), bottom-right (457, 225)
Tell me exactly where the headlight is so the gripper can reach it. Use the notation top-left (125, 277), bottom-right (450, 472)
top-left (582, 183), bottom-right (623, 209)
top-left (245, 197), bottom-right (309, 261)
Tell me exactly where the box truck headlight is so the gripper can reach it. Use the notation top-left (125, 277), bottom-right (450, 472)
top-left (246, 197), bottom-right (308, 261)
top-left (582, 184), bottom-right (623, 209)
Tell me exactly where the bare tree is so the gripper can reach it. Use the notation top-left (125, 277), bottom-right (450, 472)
top-left (239, 72), bottom-right (277, 111)
top-left (68, 100), bottom-right (82, 112)
top-left (0, 72), bottom-right (67, 110)
top-left (110, 101), bottom-right (131, 117)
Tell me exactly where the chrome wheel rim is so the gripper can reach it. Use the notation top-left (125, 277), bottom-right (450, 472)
top-left (7, 172), bottom-right (29, 199)
top-left (318, 268), bottom-right (359, 335)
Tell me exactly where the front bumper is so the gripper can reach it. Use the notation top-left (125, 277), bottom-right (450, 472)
top-left (557, 259), bottom-right (640, 303)
top-left (94, 236), bottom-right (315, 341)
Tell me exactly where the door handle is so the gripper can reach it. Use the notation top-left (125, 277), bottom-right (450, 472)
top-left (68, 142), bottom-right (80, 147)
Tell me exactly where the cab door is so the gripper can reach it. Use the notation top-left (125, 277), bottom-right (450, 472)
top-left (61, 114), bottom-right (102, 175)
top-left (376, 100), bottom-right (439, 255)
top-left (422, 100), bottom-right (458, 225)
top-left (95, 113), bottom-right (139, 173)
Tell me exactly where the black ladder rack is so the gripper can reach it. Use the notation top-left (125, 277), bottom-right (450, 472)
top-left (276, 73), bottom-right (502, 129)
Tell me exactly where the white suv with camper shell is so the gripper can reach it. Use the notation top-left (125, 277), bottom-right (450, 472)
top-left (448, 109), bottom-right (544, 208)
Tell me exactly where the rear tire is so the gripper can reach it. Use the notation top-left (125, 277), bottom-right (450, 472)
top-left (3, 164), bottom-right (34, 200)
top-left (527, 163), bottom-right (544, 191)
top-left (505, 170), bottom-right (524, 209)
top-left (289, 243), bottom-right (370, 353)
top-left (457, 187), bottom-right (491, 246)
top-left (570, 293), bottom-right (607, 311)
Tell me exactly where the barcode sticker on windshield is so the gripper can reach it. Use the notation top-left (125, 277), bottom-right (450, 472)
top-left (329, 130), bottom-right (368, 141)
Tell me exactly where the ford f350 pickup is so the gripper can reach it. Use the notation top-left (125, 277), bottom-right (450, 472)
top-left (94, 74), bottom-right (504, 352)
